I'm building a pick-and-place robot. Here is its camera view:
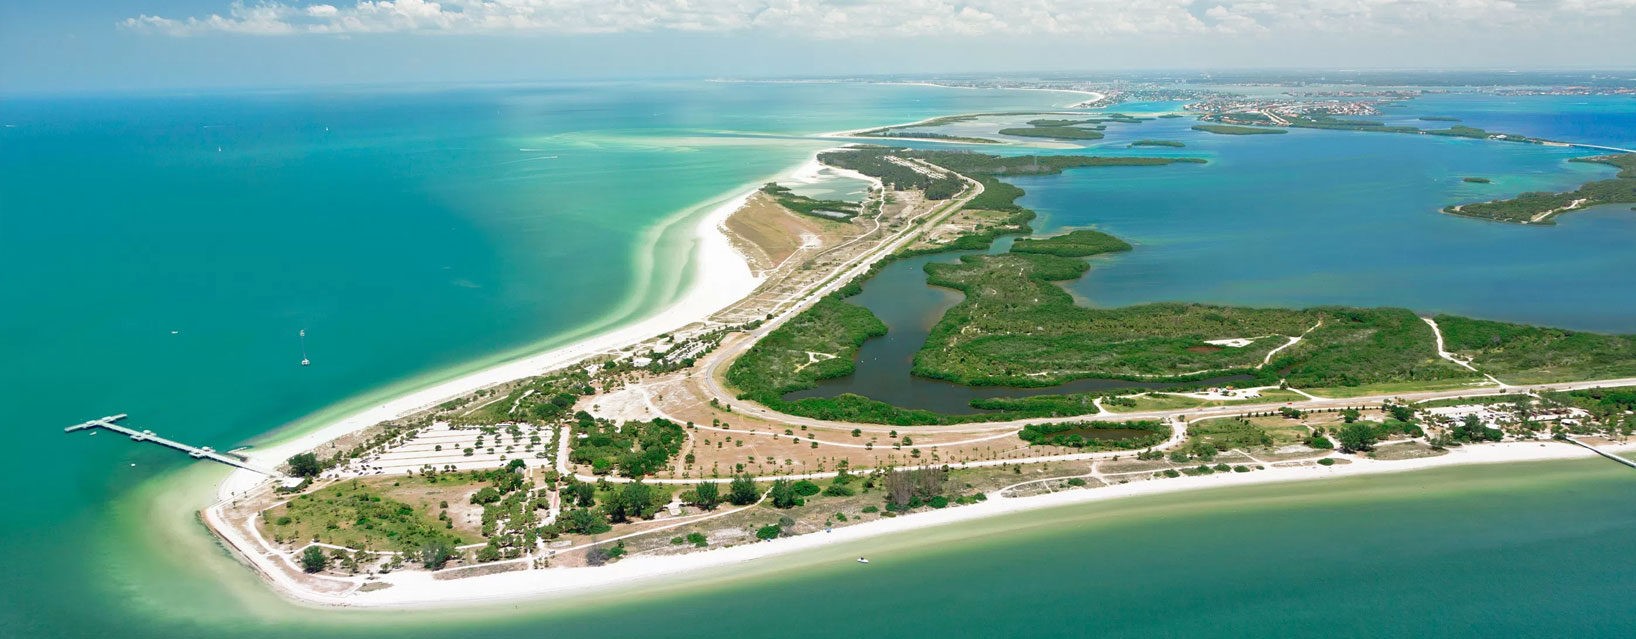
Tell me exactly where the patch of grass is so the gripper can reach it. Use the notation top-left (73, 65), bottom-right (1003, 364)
top-left (1188, 418), bottom-right (1274, 452)
top-left (263, 479), bottom-right (474, 552)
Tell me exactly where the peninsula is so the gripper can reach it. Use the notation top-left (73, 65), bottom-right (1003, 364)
top-left (177, 131), bottom-right (1636, 610)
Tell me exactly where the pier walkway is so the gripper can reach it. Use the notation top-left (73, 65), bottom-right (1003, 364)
top-left (1567, 438), bottom-right (1636, 470)
top-left (65, 414), bottom-right (282, 476)
top-left (1569, 143), bottom-right (1636, 154)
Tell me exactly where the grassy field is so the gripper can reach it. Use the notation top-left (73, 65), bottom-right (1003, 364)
top-left (1436, 314), bottom-right (1636, 383)
top-left (1304, 378), bottom-right (1494, 398)
top-left (1187, 418), bottom-right (1278, 452)
top-left (261, 477), bottom-right (476, 552)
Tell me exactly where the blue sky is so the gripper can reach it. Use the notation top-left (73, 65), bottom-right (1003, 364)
top-left (5, 0), bottom-right (1636, 93)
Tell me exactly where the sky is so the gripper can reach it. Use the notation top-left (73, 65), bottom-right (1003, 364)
top-left (3, 0), bottom-right (1636, 93)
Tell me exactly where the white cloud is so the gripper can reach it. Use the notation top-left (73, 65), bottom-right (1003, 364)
top-left (118, 0), bottom-right (1635, 38)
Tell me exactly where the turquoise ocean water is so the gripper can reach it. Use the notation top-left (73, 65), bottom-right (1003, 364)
top-left (3, 84), bottom-right (1634, 637)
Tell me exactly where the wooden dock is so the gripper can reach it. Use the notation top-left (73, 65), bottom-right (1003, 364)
top-left (65, 414), bottom-right (282, 476)
top-left (1567, 438), bottom-right (1636, 470)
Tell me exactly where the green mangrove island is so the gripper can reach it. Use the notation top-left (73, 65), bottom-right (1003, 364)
top-left (1129, 140), bottom-right (1187, 148)
top-left (1192, 124), bottom-right (1288, 135)
top-left (1445, 154), bottom-right (1636, 224)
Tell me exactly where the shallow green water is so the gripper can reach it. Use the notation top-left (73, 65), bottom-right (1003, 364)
top-left (51, 458), bottom-right (1636, 637)
top-left (0, 81), bottom-right (1072, 636)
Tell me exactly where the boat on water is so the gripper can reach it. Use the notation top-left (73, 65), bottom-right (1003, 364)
top-left (299, 329), bottom-right (310, 366)
top-left (857, 557), bottom-right (869, 564)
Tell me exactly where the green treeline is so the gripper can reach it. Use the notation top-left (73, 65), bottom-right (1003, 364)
top-left (1018, 421), bottom-right (1170, 450)
top-left (1192, 124), bottom-right (1288, 135)
top-left (817, 149), bottom-right (966, 200)
top-left (1444, 154), bottom-right (1636, 224)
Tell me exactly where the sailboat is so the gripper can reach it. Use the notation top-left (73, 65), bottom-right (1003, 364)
top-left (300, 329), bottom-right (311, 366)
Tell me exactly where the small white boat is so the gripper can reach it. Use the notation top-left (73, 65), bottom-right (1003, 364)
top-left (857, 557), bottom-right (869, 564)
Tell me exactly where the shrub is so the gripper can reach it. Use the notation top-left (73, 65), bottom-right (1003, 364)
top-left (299, 546), bottom-right (328, 573)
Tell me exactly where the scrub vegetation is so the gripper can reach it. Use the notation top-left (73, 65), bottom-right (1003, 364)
top-left (568, 415), bottom-right (688, 477)
top-left (1435, 314), bottom-right (1636, 383)
top-left (1017, 420), bottom-right (1169, 450)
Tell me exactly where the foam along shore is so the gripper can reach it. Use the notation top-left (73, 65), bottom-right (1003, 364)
top-left (217, 183), bottom-right (767, 500)
top-left (232, 438), bottom-right (1631, 609)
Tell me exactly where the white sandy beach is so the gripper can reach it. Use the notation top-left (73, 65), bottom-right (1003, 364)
top-left (218, 185), bottom-right (766, 500)
top-left (219, 438), bottom-right (1634, 609)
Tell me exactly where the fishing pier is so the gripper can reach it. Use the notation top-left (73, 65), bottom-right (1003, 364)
top-left (65, 414), bottom-right (283, 476)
